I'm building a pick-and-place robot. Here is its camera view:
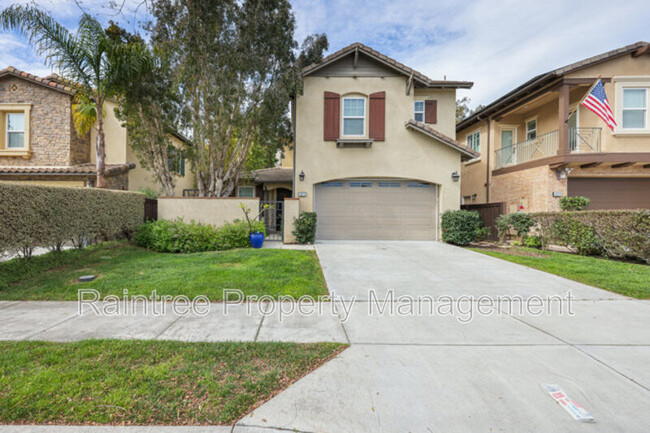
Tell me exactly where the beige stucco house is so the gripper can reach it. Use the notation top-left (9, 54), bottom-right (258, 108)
top-left (0, 66), bottom-right (194, 195)
top-left (457, 42), bottom-right (650, 213)
top-left (292, 43), bottom-right (477, 240)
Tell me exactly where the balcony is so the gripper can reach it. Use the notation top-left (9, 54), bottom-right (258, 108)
top-left (494, 127), bottom-right (601, 169)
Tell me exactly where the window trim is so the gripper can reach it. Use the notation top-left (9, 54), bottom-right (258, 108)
top-left (0, 103), bottom-right (31, 157)
top-left (613, 76), bottom-right (650, 135)
top-left (621, 87), bottom-right (647, 130)
top-left (466, 130), bottom-right (481, 153)
top-left (238, 185), bottom-right (255, 198)
top-left (341, 96), bottom-right (366, 137)
top-left (6, 112), bottom-right (25, 149)
top-left (414, 100), bottom-right (425, 123)
top-left (525, 117), bottom-right (537, 141)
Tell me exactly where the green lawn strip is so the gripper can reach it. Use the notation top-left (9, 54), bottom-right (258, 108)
top-left (0, 242), bottom-right (328, 301)
top-left (470, 247), bottom-right (650, 299)
top-left (0, 340), bottom-right (346, 425)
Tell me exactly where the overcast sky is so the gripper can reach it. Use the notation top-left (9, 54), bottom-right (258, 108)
top-left (0, 0), bottom-right (647, 108)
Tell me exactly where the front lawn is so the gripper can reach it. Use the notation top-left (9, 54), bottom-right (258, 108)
top-left (471, 247), bottom-right (650, 299)
top-left (0, 340), bottom-right (345, 425)
top-left (0, 242), bottom-right (328, 301)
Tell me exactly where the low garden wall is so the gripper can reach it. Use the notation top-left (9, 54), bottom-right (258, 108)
top-left (0, 182), bottom-right (144, 257)
top-left (158, 197), bottom-right (259, 228)
top-left (283, 198), bottom-right (300, 244)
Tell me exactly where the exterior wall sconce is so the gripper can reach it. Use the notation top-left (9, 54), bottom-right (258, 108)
top-left (451, 171), bottom-right (460, 182)
top-left (299, 171), bottom-right (305, 181)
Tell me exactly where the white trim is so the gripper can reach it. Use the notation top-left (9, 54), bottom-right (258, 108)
top-left (237, 185), bottom-right (255, 198)
top-left (613, 76), bottom-right (650, 135)
top-left (6, 112), bottom-right (25, 149)
top-left (341, 96), bottom-right (367, 137)
top-left (414, 100), bottom-right (425, 123)
top-left (525, 116), bottom-right (537, 140)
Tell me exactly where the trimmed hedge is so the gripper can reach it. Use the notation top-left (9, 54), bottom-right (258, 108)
top-left (293, 212), bottom-right (317, 244)
top-left (441, 210), bottom-right (486, 246)
top-left (533, 210), bottom-right (650, 263)
top-left (0, 182), bottom-right (144, 257)
top-left (135, 218), bottom-right (266, 253)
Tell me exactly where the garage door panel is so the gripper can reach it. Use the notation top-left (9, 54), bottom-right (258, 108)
top-left (315, 180), bottom-right (438, 240)
top-left (568, 178), bottom-right (650, 210)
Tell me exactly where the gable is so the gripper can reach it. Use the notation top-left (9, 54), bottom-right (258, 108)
top-left (310, 53), bottom-right (401, 78)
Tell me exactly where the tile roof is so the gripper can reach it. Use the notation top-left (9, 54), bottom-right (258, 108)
top-left (303, 42), bottom-right (473, 89)
top-left (0, 66), bottom-right (76, 94)
top-left (405, 119), bottom-right (479, 161)
top-left (0, 163), bottom-right (135, 176)
top-left (252, 167), bottom-right (293, 183)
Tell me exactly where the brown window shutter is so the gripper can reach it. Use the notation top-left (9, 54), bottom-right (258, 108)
top-left (425, 100), bottom-right (437, 124)
top-left (369, 91), bottom-right (386, 141)
top-left (323, 91), bottom-right (340, 141)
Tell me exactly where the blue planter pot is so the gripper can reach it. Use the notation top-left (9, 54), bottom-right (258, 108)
top-left (249, 232), bottom-right (265, 249)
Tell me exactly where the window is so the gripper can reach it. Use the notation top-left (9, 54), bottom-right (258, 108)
top-left (622, 88), bottom-right (647, 129)
top-left (6, 113), bottom-right (24, 148)
top-left (526, 119), bottom-right (537, 140)
top-left (378, 182), bottom-right (400, 188)
top-left (342, 97), bottom-right (366, 136)
top-left (321, 181), bottom-right (343, 187)
top-left (414, 101), bottom-right (425, 122)
top-left (167, 149), bottom-right (185, 176)
top-left (407, 182), bottom-right (431, 188)
top-left (349, 181), bottom-right (372, 188)
top-left (238, 186), bottom-right (255, 198)
top-left (466, 130), bottom-right (480, 153)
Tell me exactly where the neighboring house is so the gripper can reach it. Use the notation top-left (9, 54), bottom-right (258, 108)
top-left (292, 43), bottom-right (477, 240)
top-left (457, 42), bottom-right (650, 213)
top-left (0, 66), bottom-right (194, 195)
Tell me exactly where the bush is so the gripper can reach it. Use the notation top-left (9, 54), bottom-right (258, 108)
top-left (524, 235), bottom-right (542, 249)
top-left (496, 213), bottom-right (536, 242)
top-left (134, 218), bottom-right (265, 253)
top-left (533, 210), bottom-right (649, 263)
top-left (0, 182), bottom-right (144, 258)
top-left (293, 212), bottom-right (317, 244)
top-left (441, 210), bottom-right (484, 246)
top-left (560, 196), bottom-right (590, 211)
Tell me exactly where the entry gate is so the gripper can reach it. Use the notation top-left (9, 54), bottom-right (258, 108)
top-left (260, 200), bottom-right (283, 241)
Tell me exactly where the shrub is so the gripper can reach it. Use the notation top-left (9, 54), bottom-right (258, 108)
top-left (560, 196), bottom-right (590, 211)
top-left (138, 187), bottom-right (161, 199)
top-left (0, 182), bottom-right (144, 258)
top-left (441, 210), bottom-right (484, 246)
top-left (524, 235), bottom-right (542, 249)
top-left (134, 218), bottom-right (265, 253)
top-left (496, 213), bottom-right (536, 242)
top-left (533, 210), bottom-right (649, 263)
top-left (293, 212), bottom-right (317, 244)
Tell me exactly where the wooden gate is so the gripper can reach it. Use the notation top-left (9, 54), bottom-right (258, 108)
top-left (461, 202), bottom-right (505, 241)
top-left (144, 198), bottom-right (158, 222)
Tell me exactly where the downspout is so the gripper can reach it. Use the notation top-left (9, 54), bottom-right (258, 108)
top-left (291, 97), bottom-right (296, 198)
top-left (486, 118), bottom-right (491, 203)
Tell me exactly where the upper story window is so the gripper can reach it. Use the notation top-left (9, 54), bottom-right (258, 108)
top-left (167, 148), bottom-right (186, 176)
top-left (6, 113), bottom-right (25, 148)
top-left (414, 101), bottom-right (425, 122)
top-left (466, 130), bottom-right (480, 153)
top-left (238, 185), bottom-right (255, 198)
top-left (526, 119), bottom-right (537, 140)
top-left (342, 97), bottom-right (366, 136)
top-left (622, 88), bottom-right (647, 129)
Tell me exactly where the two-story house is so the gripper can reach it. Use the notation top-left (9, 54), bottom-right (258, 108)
top-left (0, 66), bottom-right (194, 194)
top-left (457, 42), bottom-right (650, 213)
top-left (292, 43), bottom-right (478, 240)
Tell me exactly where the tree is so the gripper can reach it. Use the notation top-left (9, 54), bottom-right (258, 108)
top-left (0, 6), bottom-right (150, 188)
top-left (456, 96), bottom-right (471, 124)
top-left (147, 0), bottom-right (298, 197)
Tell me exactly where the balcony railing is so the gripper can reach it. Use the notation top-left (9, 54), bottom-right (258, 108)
top-left (494, 127), bottom-right (601, 169)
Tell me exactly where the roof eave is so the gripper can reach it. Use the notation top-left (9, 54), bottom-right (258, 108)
top-left (405, 120), bottom-right (479, 161)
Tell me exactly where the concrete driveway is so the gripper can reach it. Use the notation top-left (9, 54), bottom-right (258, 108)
top-left (239, 241), bottom-right (650, 433)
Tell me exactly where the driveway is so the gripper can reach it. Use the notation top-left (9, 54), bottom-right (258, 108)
top-left (239, 241), bottom-right (650, 433)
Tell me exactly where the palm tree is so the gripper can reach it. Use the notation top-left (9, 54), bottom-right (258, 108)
top-left (0, 6), bottom-right (150, 188)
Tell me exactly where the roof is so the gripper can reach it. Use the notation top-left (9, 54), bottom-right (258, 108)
top-left (457, 41), bottom-right (650, 131)
top-left (0, 163), bottom-right (135, 176)
top-left (0, 66), bottom-right (75, 94)
top-left (252, 167), bottom-right (292, 183)
top-left (303, 42), bottom-right (473, 89)
top-left (404, 120), bottom-right (479, 161)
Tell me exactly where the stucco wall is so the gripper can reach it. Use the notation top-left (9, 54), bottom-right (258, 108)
top-left (91, 100), bottom-right (127, 165)
top-left (294, 75), bottom-right (462, 226)
top-left (158, 197), bottom-right (259, 227)
top-left (283, 198), bottom-right (300, 243)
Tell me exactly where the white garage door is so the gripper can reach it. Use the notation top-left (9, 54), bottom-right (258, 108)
top-left (315, 179), bottom-right (438, 240)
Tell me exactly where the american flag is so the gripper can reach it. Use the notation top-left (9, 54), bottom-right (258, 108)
top-left (581, 79), bottom-right (617, 130)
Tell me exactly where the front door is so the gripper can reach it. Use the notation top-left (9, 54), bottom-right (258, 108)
top-left (501, 129), bottom-right (515, 166)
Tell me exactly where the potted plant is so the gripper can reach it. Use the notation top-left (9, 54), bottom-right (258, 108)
top-left (240, 202), bottom-right (273, 248)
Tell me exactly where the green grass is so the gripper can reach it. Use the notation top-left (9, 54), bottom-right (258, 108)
top-left (0, 242), bottom-right (328, 301)
top-left (471, 247), bottom-right (650, 299)
top-left (0, 340), bottom-right (345, 425)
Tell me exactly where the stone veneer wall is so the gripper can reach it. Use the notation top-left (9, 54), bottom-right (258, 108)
top-left (490, 165), bottom-right (566, 213)
top-left (0, 77), bottom-right (90, 166)
top-left (104, 172), bottom-right (129, 190)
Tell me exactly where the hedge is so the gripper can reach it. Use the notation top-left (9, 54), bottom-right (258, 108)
top-left (532, 210), bottom-right (650, 263)
top-left (0, 182), bottom-right (144, 257)
top-left (441, 210), bottom-right (486, 246)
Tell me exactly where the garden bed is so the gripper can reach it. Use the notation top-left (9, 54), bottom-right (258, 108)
top-left (0, 339), bottom-right (345, 425)
top-left (0, 242), bottom-right (328, 301)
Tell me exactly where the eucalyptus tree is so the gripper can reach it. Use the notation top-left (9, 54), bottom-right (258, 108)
top-left (0, 5), bottom-right (150, 187)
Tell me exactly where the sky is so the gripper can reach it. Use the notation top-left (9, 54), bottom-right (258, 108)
top-left (0, 0), bottom-right (647, 109)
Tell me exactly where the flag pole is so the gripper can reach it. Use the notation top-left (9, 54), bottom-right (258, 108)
top-left (565, 75), bottom-right (602, 123)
